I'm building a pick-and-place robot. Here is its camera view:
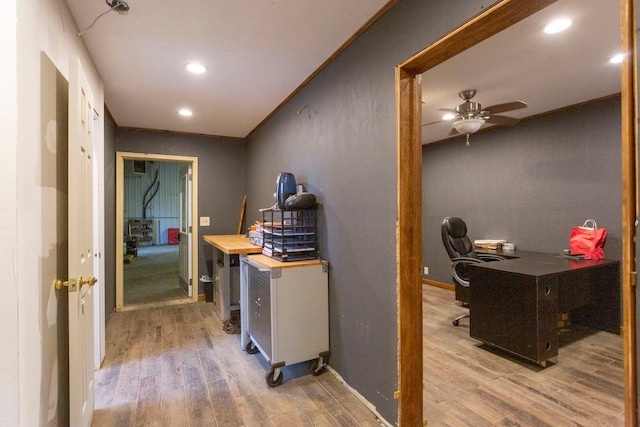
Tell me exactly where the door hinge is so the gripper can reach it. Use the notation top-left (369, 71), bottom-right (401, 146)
top-left (631, 271), bottom-right (637, 287)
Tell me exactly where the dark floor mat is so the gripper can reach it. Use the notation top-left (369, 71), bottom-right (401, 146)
top-left (223, 311), bottom-right (241, 334)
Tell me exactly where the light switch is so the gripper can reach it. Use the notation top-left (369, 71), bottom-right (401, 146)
top-left (200, 216), bottom-right (210, 226)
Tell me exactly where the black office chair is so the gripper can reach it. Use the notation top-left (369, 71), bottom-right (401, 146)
top-left (441, 217), bottom-right (504, 326)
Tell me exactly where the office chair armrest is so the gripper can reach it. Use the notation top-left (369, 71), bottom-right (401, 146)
top-left (477, 253), bottom-right (506, 262)
top-left (451, 257), bottom-right (483, 287)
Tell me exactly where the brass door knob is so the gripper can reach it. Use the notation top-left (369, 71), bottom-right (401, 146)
top-left (55, 275), bottom-right (97, 292)
top-left (80, 275), bottom-right (98, 287)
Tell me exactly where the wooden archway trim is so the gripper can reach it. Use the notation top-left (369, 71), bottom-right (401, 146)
top-left (395, 0), bottom-right (638, 425)
top-left (621, 0), bottom-right (638, 425)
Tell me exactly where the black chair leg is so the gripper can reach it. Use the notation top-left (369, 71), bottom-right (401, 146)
top-left (452, 313), bottom-right (469, 326)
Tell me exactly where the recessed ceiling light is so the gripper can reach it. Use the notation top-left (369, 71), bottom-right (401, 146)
top-left (184, 63), bottom-right (208, 74)
top-left (609, 53), bottom-right (625, 64)
top-left (442, 113), bottom-right (456, 121)
top-left (543, 18), bottom-right (572, 34)
top-left (178, 109), bottom-right (193, 117)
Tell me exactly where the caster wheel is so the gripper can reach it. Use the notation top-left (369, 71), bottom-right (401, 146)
top-left (452, 319), bottom-right (459, 326)
top-left (309, 359), bottom-right (326, 376)
top-left (265, 370), bottom-right (283, 387)
top-left (245, 340), bottom-right (259, 354)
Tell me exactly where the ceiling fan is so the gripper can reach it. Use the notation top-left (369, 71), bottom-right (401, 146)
top-left (426, 89), bottom-right (528, 145)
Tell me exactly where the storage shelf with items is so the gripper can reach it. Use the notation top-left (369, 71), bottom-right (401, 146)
top-left (261, 209), bottom-right (317, 262)
top-left (128, 219), bottom-right (154, 246)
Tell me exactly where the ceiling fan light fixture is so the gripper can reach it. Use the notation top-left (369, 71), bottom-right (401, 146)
top-left (543, 18), bottom-right (572, 34)
top-left (452, 118), bottom-right (485, 135)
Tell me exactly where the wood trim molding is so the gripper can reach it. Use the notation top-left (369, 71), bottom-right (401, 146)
top-left (115, 152), bottom-right (200, 310)
top-left (621, 0), bottom-right (638, 424)
top-left (249, 0), bottom-right (399, 138)
top-left (396, 65), bottom-right (423, 426)
top-left (399, 0), bottom-right (558, 76)
top-left (423, 279), bottom-right (454, 292)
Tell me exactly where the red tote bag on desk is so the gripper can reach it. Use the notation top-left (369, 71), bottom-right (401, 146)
top-left (569, 219), bottom-right (607, 260)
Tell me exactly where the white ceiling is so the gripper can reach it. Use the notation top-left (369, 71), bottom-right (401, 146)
top-left (64, 0), bottom-right (392, 138)
top-left (64, 1), bottom-right (620, 142)
top-left (421, 0), bottom-right (620, 144)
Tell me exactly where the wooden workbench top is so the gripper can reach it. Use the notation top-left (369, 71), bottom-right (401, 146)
top-left (246, 254), bottom-right (325, 269)
top-left (203, 234), bottom-right (262, 254)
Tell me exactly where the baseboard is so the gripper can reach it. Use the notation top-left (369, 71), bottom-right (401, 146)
top-left (326, 366), bottom-right (393, 427)
top-left (423, 278), bottom-right (454, 291)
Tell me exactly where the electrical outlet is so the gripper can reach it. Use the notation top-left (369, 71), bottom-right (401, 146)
top-left (423, 266), bottom-right (429, 275)
top-left (200, 216), bottom-right (210, 226)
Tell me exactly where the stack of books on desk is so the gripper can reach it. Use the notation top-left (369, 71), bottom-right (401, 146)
top-left (474, 239), bottom-right (507, 250)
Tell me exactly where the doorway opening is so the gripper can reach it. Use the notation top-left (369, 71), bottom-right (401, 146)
top-left (395, 0), bottom-right (637, 425)
top-left (115, 152), bottom-right (199, 310)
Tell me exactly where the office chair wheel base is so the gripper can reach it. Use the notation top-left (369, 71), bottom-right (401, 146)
top-left (452, 314), bottom-right (469, 326)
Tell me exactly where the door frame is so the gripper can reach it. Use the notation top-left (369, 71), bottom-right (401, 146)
top-left (395, 0), bottom-right (637, 425)
top-left (115, 152), bottom-right (199, 310)
top-left (178, 163), bottom-right (193, 297)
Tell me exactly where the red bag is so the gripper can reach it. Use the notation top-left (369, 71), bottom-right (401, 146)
top-left (569, 219), bottom-right (607, 260)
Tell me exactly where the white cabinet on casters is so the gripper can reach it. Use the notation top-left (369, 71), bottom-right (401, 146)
top-left (240, 254), bottom-right (330, 387)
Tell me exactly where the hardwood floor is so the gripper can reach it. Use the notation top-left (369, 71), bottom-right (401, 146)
top-left (92, 301), bottom-right (384, 427)
top-left (93, 284), bottom-right (624, 426)
top-left (422, 284), bottom-right (624, 426)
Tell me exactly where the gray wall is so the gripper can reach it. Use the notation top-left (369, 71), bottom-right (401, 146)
top-left (423, 96), bottom-right (622, 285)
top-left (104, 113), bottom-right (117, 319)
top-left (244, 0), bottom-right (497, 422)
top-left (115, 129), bottom-right (246, 293)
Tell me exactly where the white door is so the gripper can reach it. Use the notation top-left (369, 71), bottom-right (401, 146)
top-left (179, 164), bottom-right (192, 297)
top-left (67, 55), bottom-right (96, 427)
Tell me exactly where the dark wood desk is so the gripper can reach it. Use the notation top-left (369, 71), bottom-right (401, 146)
top-left (469, 251), bottom-right (620, 366)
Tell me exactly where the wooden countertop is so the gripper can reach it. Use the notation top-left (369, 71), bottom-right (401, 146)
top-left (203, 234), bottom-right (262, 255)
top-left (246, 254), bottom-right (325, 269)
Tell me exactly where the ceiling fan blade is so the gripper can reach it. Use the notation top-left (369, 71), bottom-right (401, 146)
top-left (422, 120), bottom-right (446, 127)
top-left (483, 101), bottom-right (527, 114)
top-left (486, 114), bottom-right (520, 126)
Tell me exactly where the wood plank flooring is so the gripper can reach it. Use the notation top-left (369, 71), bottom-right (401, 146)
top-left (422, 284), bottom-right (624, 426)
top-left (92, 301), bottom-right (384, 427)
top-left (94, 284), bottom-right (624, 426)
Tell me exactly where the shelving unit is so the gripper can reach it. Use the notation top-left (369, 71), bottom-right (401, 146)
top-left (128, 219), bottom-right (153, 246)
top-left (262, 209), bottom-right (317, 262)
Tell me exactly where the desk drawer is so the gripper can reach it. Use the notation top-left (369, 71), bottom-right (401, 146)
top-left (469, 267), bottom-right (558, 365)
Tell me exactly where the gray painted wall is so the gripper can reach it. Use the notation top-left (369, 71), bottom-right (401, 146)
top-left (105, 113), bottom-right (116, 318)
top-left (244, 0), bottom-right (497, 421)
top-left (115, 129), bottom-right (246, 294)
top-left (423, 96), bottom-right (622, 285)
